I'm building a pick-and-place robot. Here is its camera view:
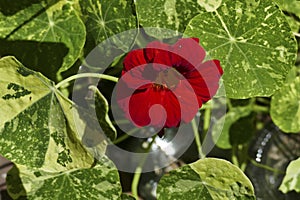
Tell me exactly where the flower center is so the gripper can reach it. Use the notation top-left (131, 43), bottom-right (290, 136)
top-left (154, 67), bottom-right (181, 90)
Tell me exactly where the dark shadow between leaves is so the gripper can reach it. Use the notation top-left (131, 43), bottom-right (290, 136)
top-left (0, 40), bottom-right (69, 82)
top-left (5, 166), bottom-right (27, 200)
top-left (229, 113), bottom-right (255, 146)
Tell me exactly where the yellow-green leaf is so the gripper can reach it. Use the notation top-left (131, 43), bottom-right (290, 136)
top-left (184, 0), bottom-right (297, 98)
top-left (271, 77), bottom-right (300, 133)
top-left (0, 56), bottom-right (97, 170)
top-left (279, 157), bottom-right (300, 193)
top-left (135, 0), bottom-right (203, 39)
top-left (7, 156), bottom-right (122, 200)
top-left (157, 158), bottom-right (255, 200)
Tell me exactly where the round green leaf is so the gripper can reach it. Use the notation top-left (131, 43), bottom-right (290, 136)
top-left (7, 156), bottom-right (122, 200)
top-left (184, 0), bottom-right (297, 98)
top-left (0, 1), bottom-right (86, 80)
top-left (80, 0), bottom-right (137, 52)
top-left (279, 157), bottom-right (300, 193)
top-left (271, 77), bottom-right (300, 133)
top-left (0, 56), bottom-right (108, 170)
top-left (157, 158), bottom-right (255, 200)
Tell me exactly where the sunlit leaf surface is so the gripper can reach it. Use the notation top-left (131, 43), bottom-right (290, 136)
top-left (184, 0), bottom-right (297, 98)
top-left (157, 158), bottom-right (255, 200)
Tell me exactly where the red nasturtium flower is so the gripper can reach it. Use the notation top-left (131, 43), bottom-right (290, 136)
top-left (117, 38), bottom-right (223, 136)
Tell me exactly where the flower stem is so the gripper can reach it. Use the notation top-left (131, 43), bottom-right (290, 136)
top-left (55, 73), bottom-right (119, 89)
top-left (131, 167), bottom-right (142, 200)
top-left (231, 145), bottom-right (240, 167)
top-left (239, 144), bottom-right (250, 172)
top-left (191, 118), bottom-right (205, 159)
top-left (240, 162), bottom-right (247, 172)
top-left (252, 104), bottom-right (269, 113)
top-left (248, 158), bottom-right (285, 174)
top-left (131, 135), bottom-right (157, 199)
top-left (203, 103), bottom-right (211, 135)
top-left (113, 127), bottom-right (140, 144)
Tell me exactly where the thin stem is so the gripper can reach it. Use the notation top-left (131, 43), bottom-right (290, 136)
top-left (113, 134), bottom-right (130, 145)
top-left (240, 162), bottom-right (247, 172)
top-left (191, 118), bottom-right (205, 159)
top-left (113, 119), bottom-right (131, 125)
top-left (252, 104), bottom-right (269, 113)
top-left (203, 105), bottom-right (211, 134)
top-left (132, 167), bottom-right (142, 200)
top-left (199, 103), bottom-right (211, 110)
top-left (131, 135), bottom-right (157, 199)
top-left (231, 145), bottom-right (240, 167)
top-left (55, 73), bottom-right (119, 89)
top-left (256, 97), bottom-right (270, 105)
top-left (227, 98), bottom-right (233, 110)
top-left (239, 144), bottom-right (249, 172)
top-left (113, 127), bottom-right (140, 144)
top-left (248, 158), bottom-right (285, 174)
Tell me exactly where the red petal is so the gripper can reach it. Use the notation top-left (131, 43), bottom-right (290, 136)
top-left (129, 87), bottom-right (166, 127)
top-left (133, 88), bottom-right (181, 128)
top-left (145, 41), bottom-right (172, 66)
top-left (187, 60), bottom-right (223, 103)
top-left (120, 63), bottom-right (154, 89)
top-left (161, 90), bottom-right (181, 127)
top-left (117, 85), bottom-right (182, 129)
top-left (191, 38), bottom-right (200, 43)
top-left (116, 80), bottom-right (138, 111)
top-left (117, 84), bottom-right (152, 127)
top-left (123, 49), bottom-right (147, 72)
top-left (118, 38), bottom-right (223, 133)
top-left (170, 80), bottom-right (200, 123)
top-left (170, 38), bottom-right (206, 73)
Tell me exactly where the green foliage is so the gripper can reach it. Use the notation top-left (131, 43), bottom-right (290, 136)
top-left (0, 56), bottom-right (94, 169)
top-left (271, 77), bottom-right (300, 133)
top-left (197, 0), bottom-right (222, 12)
top-left (157, 158), bottom-right (255, 200)
top-left (121, 193), bottom-right (135, 200)
top-left (0, 0), bottom-right (86, 81)
top-left (212, 104), bottom-right (253, 149)
top-left (184, 0), bottom-right (297, 98)
top-left (0, 56), bottom-right (121, 199)
top-left (135, 0), bottom-right (202, 39)
top-left (7, 157), bottom-right (121, 200)
top-left (0, 0), bottom-right (300, 199)
top-left (273, 0), bottom-right (300, 18)
top-left (280, 157), bottom-right (300, 193)
top-left (79, 0), bottom-right (137, 53)
top-left (86, 86), bottom-right (117, 142)
top-left (0, 0), bottom-right (137, 81)
top-left (273, 0), bottom-right (300, 32)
